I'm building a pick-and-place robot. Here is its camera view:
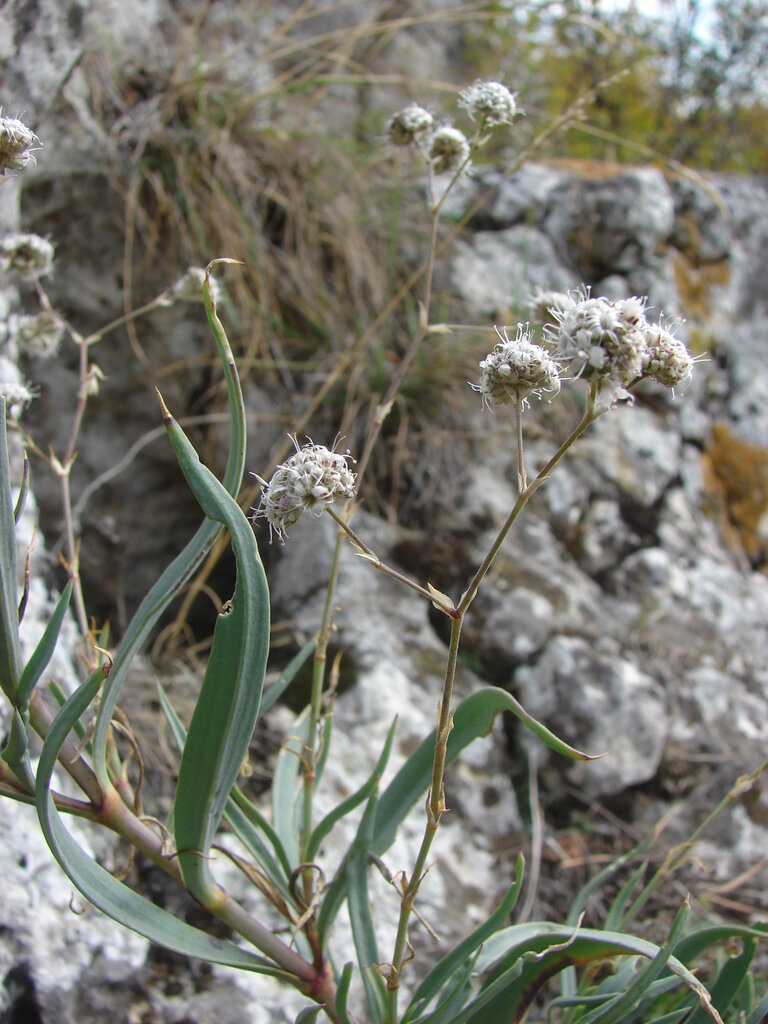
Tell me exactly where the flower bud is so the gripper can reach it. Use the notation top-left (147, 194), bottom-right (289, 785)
top-left (426, 126), bottom-right (470, 175)
top-left (387, 104), bottom-right (433, 147)
top-left (642, 321), bottom-right (693, 389)
top-left (0, 233), bottom-right (54, 280)
top-left (0, 115), bottom-right (40, 175)
top-left (12, 311), bottom-right (64, 359)
top-left (459, 80), bottom-right (517, 127)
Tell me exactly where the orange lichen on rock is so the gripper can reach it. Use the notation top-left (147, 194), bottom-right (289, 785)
top-left (703, 423), bottom-right (768, 569)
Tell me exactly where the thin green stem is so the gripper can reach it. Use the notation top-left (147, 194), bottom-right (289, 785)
top-left (458, 386), bottom-right (599, 618)
top-left (514, 398), bottom-right (527, 493)
top-left (387, 615), bottom-right (463, 1022)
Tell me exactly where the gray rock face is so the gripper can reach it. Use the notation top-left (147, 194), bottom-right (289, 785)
top-left (2, 1), bottom-right (768, 1020)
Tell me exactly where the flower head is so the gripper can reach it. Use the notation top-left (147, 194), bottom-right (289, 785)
top-left (0, 115), bottom-right (40, 175)
top-left (642, 320), bottom-right (693, 390)
top-left (387, 104), bottom-right (434, 147)
top-left (459, 80), bottom-right (517, 127)
top-left (12, 311), bottom-right (64, 359)
top-left (426, 126), bottom-right (470, 175)
top-left (473, 324), bottom-right (561, 408)
top-left (528, 288), bottom-right (576, 324)
top-left (544, 287), bottom-right (650, 404)
top-left (253, 440), bottom-right (356, 541)
top-left (0, 233), bottom-right (54, 279)
top-left (0, 380), bottom-right (36, 415)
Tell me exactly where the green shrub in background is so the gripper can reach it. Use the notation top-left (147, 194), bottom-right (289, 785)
top-left (1, 76), bottom-right (766, 1024)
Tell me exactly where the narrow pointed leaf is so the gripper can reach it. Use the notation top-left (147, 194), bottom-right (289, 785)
top-left (576, 899), bottom-right (689, 1024)
top-left (346, 788), bottom-right (387, 1024)
top-left (307, 719), bottom-right (396, 862)
top-left (685, 936), bottom-right (756, 1024)
top-left (164, 405), bottom-right (270, 902)
top-left (405, 854), bottom-right (525, 1021)
top-left (0, 402), bottom-right (21, 700)
top-left (746, 991), bottom-right (768, 1023)
top-left (335, 962), bottom-right (355, 1024)
top-left (260, 637), bottom-right (316, 715)
top-left (93, 279), bottom-right (246, 786)
top-left (272, 706), bottom-right (310, 869)
top-left (157, 684), bottom-right (291, 892)
top-left (35, 667), bottom-right (280, 973)
top-left (1, 708), bottom-right (34, 789)
top-left (460, 924), bottom-right (718, 1024)
top-left (295, 1007), bottom-right (323, 1023)
top-left (16, 580), bottom-right (73, 709)
top-left (375, 686), bottom-right (596, 857)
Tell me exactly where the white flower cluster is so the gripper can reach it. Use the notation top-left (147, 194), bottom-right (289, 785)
top-left (459, 80), bottom-right (517, 127)
top-left (11, 311), bottom-right (65, 359)
top-left (0, 380), bottom-right (36, 414)
top-left (473, 324), bottom-right (561, 408)
top-left (0, 115), bottom-right (39, 175)
top-left (528, 288), bottom-right (576, 324)
top-left (387, 104), bottom-right (470, 176)
top-left (0, 233), bottom-right (55, 280)
top-left (388, 80), bottom-right (516, 179)
top-left (253, 440), bottom-right (356, 541)
top-left (544, 287), bottom-right (693, 403)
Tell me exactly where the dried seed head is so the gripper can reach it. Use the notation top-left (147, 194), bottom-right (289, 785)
top-left (253, 440), bottom-right (356, 541)
top-left (473, 324), bottom-right (561, 408)
top-left (0, 380), bottom-right (36, 414)
top-left (12, 311), bottom-right (64, 359)
top-left (459, 80), bottom-right (517, 127)
top-left (170, 267), bottom-right (222, 305)
top-left (387, 104), bottom-right (434, 147)
top-left (0, 233), bottom-right (55, 279)
top-left (642, 321), bottom-right (694, 390)
top-left (426, 126), bottom-right (470, 175)
top-left (0, 115), bottom-right (40, 175)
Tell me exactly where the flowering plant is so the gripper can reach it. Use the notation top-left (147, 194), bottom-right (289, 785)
top-left (0, 85), bottom-right (764, 1024)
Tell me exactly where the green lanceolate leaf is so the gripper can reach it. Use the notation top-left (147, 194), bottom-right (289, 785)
top-left (273, 706), bottom-right (311, 869)
top-left (163, 403), bottom-right (270, 904)
top-left (307, 719), bottom-right (397, 862)
top-left (673, 922), bottom-right (768, 966)
top-left (157, 684), bottom-right (292, 895)
top-left (1, 708), bottom-right (34, 790)
top-left (295, 1007), bottom-right (324, 1023)
top-left (16, 579), bottom-right (73, 710)
top-left (404, 854), bottom-right (525, 1023)
top-left (335, 962), bottom-right (355, 1024)
top-left (260, 637), bottom-right (316, 716)
top-left (346, 787), bottom-right (387, 1024)
top-left (375, 686), bottom-right (595, 857)
top-left (0, 401), bottom-right (22, 700)
top-left (92, 276), bottom-right (247, 787)
top-left (684, 936), bottom-right (757, 1024)
top-left (35, 667), bottom-right (284, 975)
top-left (459, 923), bottom-right (716, 1024)
top-left (575, 898), bottom-right (690, 1024)
top-left (319, 687), bottom-right (594, 940)
top-left (13, 450), bottom-right (29, 524)
top-left (746, 990), bottom-right (768, 1024)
